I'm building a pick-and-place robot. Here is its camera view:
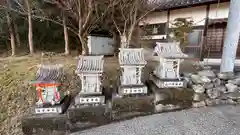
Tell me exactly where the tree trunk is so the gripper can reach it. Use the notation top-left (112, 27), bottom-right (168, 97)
top-left (120, 34), bottom-right (127, 48)
top-left (79, 35), bottom-right (88, 55)
top-left (13, 21), bottom-right (21, 47)
top-left (63, 14), bottom-right (69, 55)
top-left (112, 32), bottom-right (120, 56)
top-left (6, 11), bottom-right (16, 56)
top-left (26, 0), bottom-right (34, 54)
top-left (127, 25), bottom-right (135, 47)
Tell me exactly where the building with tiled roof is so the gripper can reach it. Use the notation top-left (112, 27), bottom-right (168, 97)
top-left (140, 0), bottom-right (240, 60)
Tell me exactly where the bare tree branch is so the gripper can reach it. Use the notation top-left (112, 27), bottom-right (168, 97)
top-left (0, 5), bottom-right (79, 35)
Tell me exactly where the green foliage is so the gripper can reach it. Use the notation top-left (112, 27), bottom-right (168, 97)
top-left (171, 17), bottom-right (194, 49)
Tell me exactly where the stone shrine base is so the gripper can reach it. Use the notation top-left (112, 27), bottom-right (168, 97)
top-left (149, 74), bottom-right (185, 88)
top-left (68, 103), bottom-right (111, 132)
top-left (21, 113), bottom-right (68, 135)
top-left (33, 96), bottom-right (71, 114)
top-left (118, 85), bottom-right (148, 96)
top-left (111, 95), bottom-right (155, 120)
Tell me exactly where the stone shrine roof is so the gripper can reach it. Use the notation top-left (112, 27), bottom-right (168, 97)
top-left (119, 48), bottom-right (146, 65)
top-left (76, 56), bottom-right (104, 74)
top-left (35, 64), bottom-right (64, 82)
top-left (154, 42), bottom-right (188, 58)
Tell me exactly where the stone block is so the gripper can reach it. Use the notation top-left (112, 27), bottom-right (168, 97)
top-left (112, 95), bottom-right (154, 120)
top-left (192, 85), bottom-right (205, 93)
top-left (67, 104), bottom-right (110, 123)
top-left (154, 104), bottom-right (181, 113)
top-left (214, 86), bottom-right (227, 93)
top-left (201, 76), bottom-right (212, 83)
top-left (154, 91), bottom-right (169, 104)
top-left (203, 83), bottom-right (214, 89)
top-left (67, 103), bottom-right (111, 132)
top-left (225, 92), bottom-right (240, 100)
top-left (184, 77), bottom-right (193, 88)
top-left (154, 104), bottom-right (164, 113)
top-left (163, 104), bottom-right (181, 111)
top-left (21, 114), bottom-right (68, 135)
top-left (198, 70), bottom-right (216, 78)
top-left (212, 78), bottom-right (222, 86)
top-left (192, 101), bottom-right (206, 108)
top-left (228, 78), bottom-right (240, 86)
top-left (33, 95), bottom-right (71, 114)
top-left (205, 99), bottom-right (222, 106)
top-left (118, 85), bottom-right (148, 96)
top-left (225, 83), bottom-right (238, 93)
top-left (217, 72), bottom-right (235, 80)
top-left (191, 74), bottom-right (211, 84)
top-left (191, 74), bottom-right (204, 84)
top-left (206, 89), bottom-right (221, 99)
top-left (192, 93), bottom-right (206, 102)
top-left (182, 72), bottom-right (193, 78)
top-left (226, 99), bottom-right (237, 105)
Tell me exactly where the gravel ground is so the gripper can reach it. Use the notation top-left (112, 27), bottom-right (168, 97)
top-left (71, 105), bottom-right (240, 135)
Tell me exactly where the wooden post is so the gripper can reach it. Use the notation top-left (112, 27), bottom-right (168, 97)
top-left (166, 9), bottom-right (170, 41)
top-left (220, 0), bottom-right (240, 72)
top-left (200, 5), bottom-right (210, 61)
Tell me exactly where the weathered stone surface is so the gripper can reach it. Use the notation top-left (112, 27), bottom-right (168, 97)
top-left (205, 99), bottom-right (222, 106)
top-left (225, 92), bottom-right (240, 100)
top-left (192, 85), bottom-right (205, 93)
top-left (191, 74), bottom-right (203, 84)
top-left (228, 78), bottom-right (240, 86)
top-left (182, 72), bottom-right (193, 78)
top-left (236, 72), bottom-right (240, 77)
top-left (154, 92), bottom-right (169, 103)
top-left (21, 114), bottom-right (68, 135)
top-left (155, 104), bottom-right (181, 113)
top-left (67, 104), bottom-right (110, 124)
top-left (203, 83), bottom-right (214, 89)
top-left (192, 101), bottom-right (206, 108)
top-left (163, 104), bottom-right (181, 111)
top-left (192, 93), bottom-right (206, 102)
top-left (191, 74), bottom-right (212, 84)
top-left (226, 99), bottom-right (237, 105)
top-left (198, 70), bottom-right (216, 78)
top-left (215, 86), bottom-right (227, 93)
top-left (206, 89), bottom-right (221, 99)
top-left (191, 74), bottom-right (211, 84)
top-left (203, 66), bottom-right (212, 70)
top-left (154, 104), bottom-right (164, 113)
top-left (29, 129), bottom-right (69, 135)
top-left (217, 72), bottom-right (235, 80)
top-left (201, 76), bottom-right (212, 83)
top-left (112, 95), bottom-right (154, 120)
top-left (225, 83), bottom-right (238, 93)
top-left (212, 78), bottom-right (222, 86)
top-left (184, 77), bottom-right (193, 88)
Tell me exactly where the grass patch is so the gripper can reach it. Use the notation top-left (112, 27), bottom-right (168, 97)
top-left (0, 55), bottom-right (119, 135)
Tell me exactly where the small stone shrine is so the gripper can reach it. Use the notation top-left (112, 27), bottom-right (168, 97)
top-left (150, 42), bottom-right (188, 88)
top-left (118, 48), bottom-right (147, 96)
top-left (74, 55), bottom-right (105, 106)
top-left (31, 64), bottom-right (66, 114)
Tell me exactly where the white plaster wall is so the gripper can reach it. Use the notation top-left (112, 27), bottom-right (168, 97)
top-left (209, 2), bottom-right (230, 19)
top-left (139, 2), bottom-right (230, 32)
top-left (87, 36), bottom-right (114, 55)
top-left (169, 5), bottom-right (207, 27)
top-left (139, 11), bottom-right (168, 25)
